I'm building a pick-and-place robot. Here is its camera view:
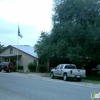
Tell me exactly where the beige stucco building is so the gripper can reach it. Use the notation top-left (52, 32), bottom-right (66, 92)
top-left (0, 45), bottom-right (38, 71)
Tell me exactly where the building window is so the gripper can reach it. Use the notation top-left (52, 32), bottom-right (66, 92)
top-left (10, 48), bottom-right (13, 54)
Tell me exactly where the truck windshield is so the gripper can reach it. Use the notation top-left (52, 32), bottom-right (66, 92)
top-left (64, 65), bottom-right (76, 69)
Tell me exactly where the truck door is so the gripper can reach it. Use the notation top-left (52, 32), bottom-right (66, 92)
top-left (54, 64), bottom-right (61, 76)
top-left (58, 65), bottom-right (64, 76)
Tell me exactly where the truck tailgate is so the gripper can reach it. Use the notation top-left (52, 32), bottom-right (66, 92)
top-left (72, 69), bottom-right (86, 77)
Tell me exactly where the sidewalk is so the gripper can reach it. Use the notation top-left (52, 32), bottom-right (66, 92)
top-left (26, 73), bottom-right (50, 78)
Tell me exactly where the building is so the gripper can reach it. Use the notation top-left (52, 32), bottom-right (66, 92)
top-left (0, 45), bottom-right (38, 72)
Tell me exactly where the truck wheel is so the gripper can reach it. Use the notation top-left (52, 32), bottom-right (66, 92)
top-left (50, 72), bottom-right (54, 79)
top-left (77, 78), bottom-right (81, 82)
top-left (63, 73), bottom-right (68, 81)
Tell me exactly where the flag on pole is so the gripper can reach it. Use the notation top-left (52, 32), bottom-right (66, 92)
top-left (18, 26), bottom-right (23, 38)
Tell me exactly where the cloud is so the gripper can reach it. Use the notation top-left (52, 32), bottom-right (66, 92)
top-left (0, 0), bottom-right (53, 30)
top-left (0, 19), bottom-right (40, 46)
top-left (0, 19), bottom-right (16, 34)
top-left (0, 0), bottom-right (53, 46)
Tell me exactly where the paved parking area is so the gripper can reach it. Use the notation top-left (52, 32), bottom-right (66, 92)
top-left (1, 71), bottom-right (50, 78)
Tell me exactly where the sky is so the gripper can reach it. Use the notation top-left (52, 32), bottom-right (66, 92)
top-left (0, 0), bottom-right (53, 47)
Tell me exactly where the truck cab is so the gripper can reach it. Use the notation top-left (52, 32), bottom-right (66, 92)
top-left (50, 64), bottom-right (86, 81)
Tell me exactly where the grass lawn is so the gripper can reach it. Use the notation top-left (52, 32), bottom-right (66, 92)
top-left (82, 74), bottom-right (100, 84)
top-left (82, 79), bottom-right (100, 84)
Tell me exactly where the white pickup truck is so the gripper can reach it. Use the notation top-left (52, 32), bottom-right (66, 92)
top-left (50, 64), bottom-right (86, 81)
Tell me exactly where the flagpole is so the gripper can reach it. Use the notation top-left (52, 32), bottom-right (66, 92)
top-left (16, 22), bottom-right (22, 71)
top-left (17, 22), bottom-right (19, 71)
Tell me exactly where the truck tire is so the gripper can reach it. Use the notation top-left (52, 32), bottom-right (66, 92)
top-left (77, 78), bottom-right (81, 82)
top-left (50, 72), bottom-right (54, 79)
top-left (63, 73), bottom-right (68, 81)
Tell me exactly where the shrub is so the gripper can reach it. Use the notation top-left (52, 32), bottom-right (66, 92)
top-left (16, 65), bottom-right (23, 70)
top-left (28, 62), bottom-right (36, 72)
top-left (18, 65), bottom-right (23, 70)
top-left (38, 64), bottom-right (47, 72)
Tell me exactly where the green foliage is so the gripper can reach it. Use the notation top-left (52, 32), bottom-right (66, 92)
top-left (18, 65), bottom-right (23, 70)
top-left (35, 32), bottom-right (51, 61)
top-left (0, 42), bottom-right (4, 52)
top-left (38, 64), bottom-right (47, 73)
top-left (35, 0), bottom-right (100, 66)
top-left (16, 65), bottom-right (23, 70)
top-left (28, 62), bottom-right (36, 72)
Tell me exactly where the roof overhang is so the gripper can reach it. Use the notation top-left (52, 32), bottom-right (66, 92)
top-left (0, 54), bottom-right (22, 57)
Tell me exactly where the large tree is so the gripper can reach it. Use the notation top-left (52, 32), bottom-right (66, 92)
top-left (52, 0), bottom-right (100, 62)
top-left (0, 43), bottom-right (4, 52)
top-left (35, 0), bottom-right (100, 67)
